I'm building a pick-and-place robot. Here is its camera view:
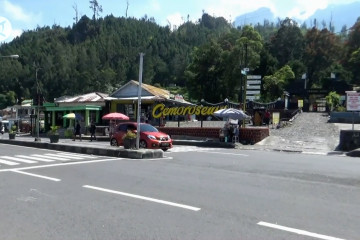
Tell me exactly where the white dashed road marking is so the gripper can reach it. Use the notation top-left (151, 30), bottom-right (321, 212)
top-left (83, 185), bottom-right (201, 212)
top-left (257, 221), bottom-right (346, 240)
top-left (11, 170), bottom-right (61, 182)
top-left (1, 156), bottom-right (37, 164)
top-left (30, 154), bottom-right (72, 161)
top-left (0, 152), bottom-right (102, 167)
top-left (0, 159), bottom-right (20, 166)
top-left (15, 155), bottom-right (55, 162)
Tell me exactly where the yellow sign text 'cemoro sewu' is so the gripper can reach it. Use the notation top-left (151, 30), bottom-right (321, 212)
top-left (152, 104), bottom-right (226, 118)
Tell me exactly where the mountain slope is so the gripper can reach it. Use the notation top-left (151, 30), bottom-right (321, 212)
top-left (234, 7), bottom-right (276, 26)
top-left (305, 2), bottom-right (360, 31)
top-left (234, 2), bottom-right (360, 31)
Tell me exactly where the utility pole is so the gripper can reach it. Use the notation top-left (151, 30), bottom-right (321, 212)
top-left (136, 53), bottom-right (144, 149)
top-left (34, 64), bottom-right (42, 142)
top-left (242, 42), bottom-right (248, 128)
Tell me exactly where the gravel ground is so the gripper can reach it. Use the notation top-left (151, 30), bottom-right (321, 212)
top-left (263, 112), bottom-right (340, 153)
top-left (166, 112), bottom-right (357, 154)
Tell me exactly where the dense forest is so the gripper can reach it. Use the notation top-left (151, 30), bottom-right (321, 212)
top-left (0, 7), bottom-right (360, 109)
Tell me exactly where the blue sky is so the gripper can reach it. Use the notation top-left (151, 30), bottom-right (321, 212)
top-left (1, 0), bottom-right (360, 42)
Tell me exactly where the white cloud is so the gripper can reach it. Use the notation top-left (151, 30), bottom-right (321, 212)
top-left (11, 28), bottom-right (23, 39)
top-left (204, 0), bottom-right (276, 22)
top-left (2, 0), bottom-right (42, 27)
top-left (166, 13), bottom-right (184, 29)
top-left (3, 0), bottom-right (32, 22)
top-left (150, 0), bottom-right (161, 11)
top-left (193, 0), bottom-right (360, 22)
top-left (285, 0), bottom-right (328, 20)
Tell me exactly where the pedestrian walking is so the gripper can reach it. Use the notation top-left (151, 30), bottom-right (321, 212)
top-left (73, 120), bottom-right (82, 141)
top-left (90, 121), bottom-right (96, 141)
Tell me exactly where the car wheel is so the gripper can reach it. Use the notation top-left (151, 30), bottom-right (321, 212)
top-left (139, 140), bottom-right (147, 148)
top-left (110, 138), bottom-right (118, 146)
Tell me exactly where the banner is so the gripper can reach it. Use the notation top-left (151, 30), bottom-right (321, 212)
top-left (272, 112), bottom-right (280, 125)
top-left (346, 92), bottom-right (360, 111)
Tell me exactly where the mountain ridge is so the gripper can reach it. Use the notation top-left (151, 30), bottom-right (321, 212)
top-left (234, 2), bottom-right (360, 31)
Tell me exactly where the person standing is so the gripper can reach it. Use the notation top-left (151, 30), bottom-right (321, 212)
top-left (264, 110), bottom-right (271, 127)
top-left (73, 120), bottom-right (82, 141)
top-left (109, 120), bottom-right (115, 137)
top-left (90, 121), bottom-right (96, 141)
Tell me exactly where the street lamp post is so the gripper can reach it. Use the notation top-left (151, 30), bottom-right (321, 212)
top-left (34, 65), bottom-right (42, 142)
top-left (242, 42), bottom-right (249, 127)
top-left (136, 53), bottom-right (144, 149)
top-left (0, 54), bottom-right (19, 59)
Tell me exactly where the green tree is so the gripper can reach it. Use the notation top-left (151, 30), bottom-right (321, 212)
top-left (345, 20), bottom-right (360, 84)
top-left (263, 65), bottom-right (295, 101)
top-left (185, 40), bottom-right (224, 102)
top-left (5, 91), bottom-right (17, 107)
top-left (89, 0), bottom-right (103, 20)
top-left (185, 26), bottom-right (263, 102)
top-left (0, 94), bottom-right (7, 109)
top-left (270, 18), bottom-right (305, 67)
top-left (304, 27), bottom-right (343, 88)
top-left (325, 91), bottom-right (340, 111)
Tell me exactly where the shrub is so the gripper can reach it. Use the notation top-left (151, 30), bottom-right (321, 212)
top-left (335, 105), bottom-right (346, 112)
top-left (325, 91), bottom-right (340, 111)
top-left (48, 125), bottom-right (59, 135)
top-left (123, 130), bottom-right (136, 139)
top-left (64, 128), bottom-right (74, 138)
top-left (9, 125), bottom-right (17, 134)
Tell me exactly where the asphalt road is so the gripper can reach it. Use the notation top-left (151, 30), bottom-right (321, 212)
top-left (0, 144), bottom-right (359, 240)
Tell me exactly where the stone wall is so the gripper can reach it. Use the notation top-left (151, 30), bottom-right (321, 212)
top-left (338, 130), bottom-right (360, 151)
top-left (239, 127), bottom-right (270, 144)
top-left (158, 127), bottom-right (269, 144)
top-left (329, 112), bottom-right (360, 123)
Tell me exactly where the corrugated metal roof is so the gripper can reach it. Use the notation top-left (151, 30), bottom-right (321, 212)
top-left (116, 80), bottom-right (170, 99)
top-left (132, 81), bottom-right (170, 99)
top-left (55, 92), bottom-right (108, 103)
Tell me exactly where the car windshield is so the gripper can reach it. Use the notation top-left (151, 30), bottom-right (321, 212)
top-left (140, 124), bottom-right (159, 132)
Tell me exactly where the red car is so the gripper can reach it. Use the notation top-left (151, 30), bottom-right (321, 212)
top-left (110, 122), bottom-right (173, 151)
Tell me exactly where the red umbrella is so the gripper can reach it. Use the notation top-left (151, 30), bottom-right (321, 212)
top-left (102, 112), bottom-right (130, 120)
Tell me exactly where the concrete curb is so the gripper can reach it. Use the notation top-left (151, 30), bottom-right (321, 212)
top-left (0, 139), bottom-right (163, 159)
top-left (172, 139), bottom-right (235, 148)
top-left (346, 148), bottom-right (360, 157)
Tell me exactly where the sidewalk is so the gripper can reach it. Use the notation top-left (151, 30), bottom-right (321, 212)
top-left (0, 134), bottom-right (164, 159)
top-left (1, 114), bottom-right (359, 157)
top-left (0, 133), bottom-right (236, 159)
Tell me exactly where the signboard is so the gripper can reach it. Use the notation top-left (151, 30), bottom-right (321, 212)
top-left (247, 75), bottom-right (261, 80)
top-left (272, 112), bottom-right (280, 125)
top-left (247, 85), bottom-right (261, 90)
top-left (247, 80), bottom-right (261, 85)
top-left (347, 92), bottom-right (360, 111)
top-left (246, 75), bottom-right (262, 100)
top-left (298, 100), bottom-right (303, 108)
top-left (152, 104), bottom-right (226, 118)
top-left (246, 90), bottom-right (261, 95)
